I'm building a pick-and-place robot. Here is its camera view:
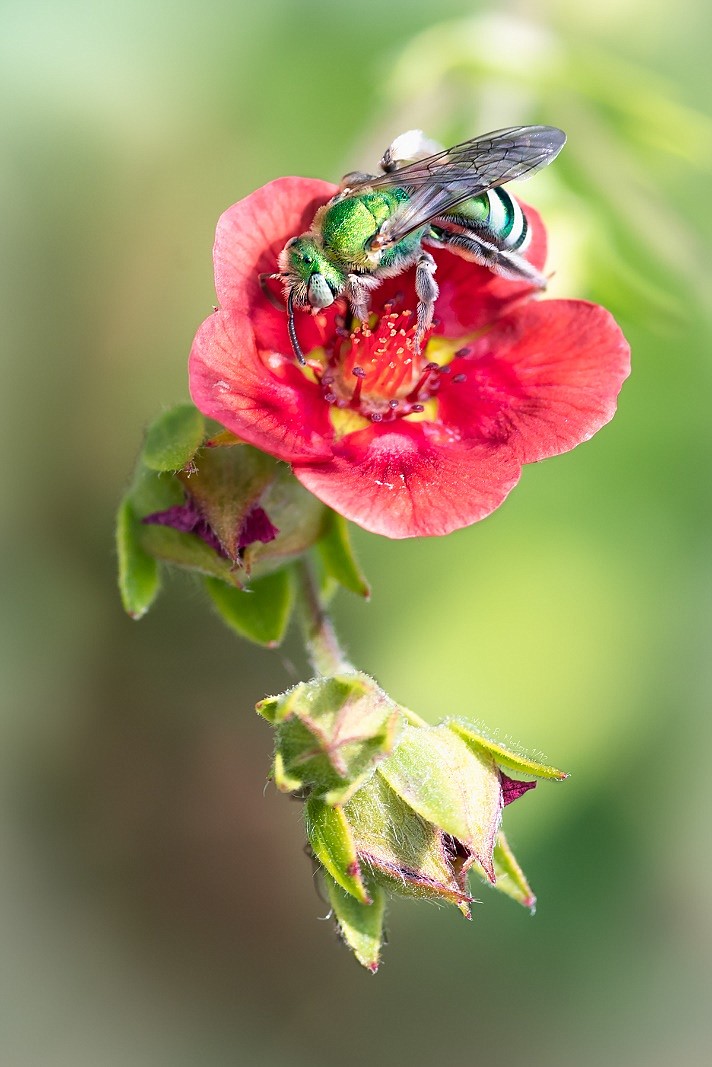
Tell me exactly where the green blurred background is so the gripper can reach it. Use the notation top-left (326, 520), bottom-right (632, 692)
top-left (2, 0), bottom-right (711, 1062)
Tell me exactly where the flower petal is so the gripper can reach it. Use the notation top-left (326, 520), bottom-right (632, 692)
top-left (189, 309), bottom-right (333, 462)
top-left (500, 774), bottom-right (537, 807)
top-left (293, 421), bottom-right (521, 538)
top-left (213, 177), bottom-right (340, 353)
top-left (438, 299), bottom-right (630, 463)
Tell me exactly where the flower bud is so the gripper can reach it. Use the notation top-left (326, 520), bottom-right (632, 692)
top-left (262, 698), bottom-right (568, 971)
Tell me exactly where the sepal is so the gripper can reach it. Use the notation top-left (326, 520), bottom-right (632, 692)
top-left (257, 673), bottom-right (402, 804)
top-left (316, 510), bottom-right (370, 599)
top-left (323, 870), bottom-right (385, 973)
top-left (203, 568), bottom-right (295, 647)
top-left (448, 720), bottom-right (569, 781)
top-left (343, 771), bottom-right (474, 913)
top-left (305, 796), bottom-right (371, 903)
top-left (142, 404), bottom-right (205, 472)
top-left (492, 831), bottom-right (537, 911)
top-left (116, 496), bottom-right (160, 619)
top-left (377, 724), bottom-right (502, 882)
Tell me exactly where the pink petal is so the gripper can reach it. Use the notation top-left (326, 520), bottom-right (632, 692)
top-left (213, 177), bottom-right (340, 354)
top-left (238, 505), bottom-right (279, 549)
top-left (293, 422), bottom-right (521, 538)
top-left (189, 309), bottom-right (333, 463)
top-left (500, 774), bottom-right (537, 806)
top-left (438, 300), bottom-right (631, 462)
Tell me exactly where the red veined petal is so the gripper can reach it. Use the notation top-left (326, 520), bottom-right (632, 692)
top-left (213, 177), bottom-right (340, 354)
top-left (189, 308), bottom-right (334, 463)
top-left (293, 421), bottom-right (521, 538)
top-left (437, 300), bottom-right (630, 463)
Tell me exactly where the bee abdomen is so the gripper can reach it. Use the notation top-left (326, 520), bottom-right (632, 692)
top-left (486, 188), bottom-right (529, 251)
top-left (445, 188), bottom-right (529, 252)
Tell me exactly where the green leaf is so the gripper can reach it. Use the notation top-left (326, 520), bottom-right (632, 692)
top-left (305, 796), bottom-right (370, 904)
top-left (142, 404), bottom-right (205, 472)
top-left (203, 568), bottom-right (295, 647)
top-left (448, 721), bottom-right (569, 781)
top-left (116, 496), bottom-right (160, 619)
top-left (323, 870), bottom-right (385, 973)
top-left (377, 724), bottom-right (502, 880)
top-left (316, 510), bottom-right (370, 598)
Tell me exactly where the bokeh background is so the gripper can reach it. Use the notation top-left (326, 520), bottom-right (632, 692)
top-left (2, 0), bottom-right (711, 1063)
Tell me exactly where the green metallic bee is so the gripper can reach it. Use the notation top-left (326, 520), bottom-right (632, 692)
top-left (260, 126), bottom-right (566, 364)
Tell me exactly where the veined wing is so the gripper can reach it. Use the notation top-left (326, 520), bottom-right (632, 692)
top-left (355, 126), bottom-right (565, 251)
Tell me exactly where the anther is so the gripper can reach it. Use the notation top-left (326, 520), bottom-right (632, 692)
top-left (455, 347), bottom-right (470, 358)
top-left (351, 365), bottom-right (366, 406)
top-left (452, 373), bottom-right (467, 384)
top-left (406, 361), bottom-right (440, 401)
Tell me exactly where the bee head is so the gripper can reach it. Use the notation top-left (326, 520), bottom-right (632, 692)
top-left (278, 236), bottom-right (336, 310)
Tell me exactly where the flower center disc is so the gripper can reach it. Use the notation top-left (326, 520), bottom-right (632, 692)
top-left (316, 298), bottom-right (446, 423)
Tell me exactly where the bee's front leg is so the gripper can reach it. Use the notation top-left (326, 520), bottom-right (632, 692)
top-left (345, 274), bottom-right (378, 331)
top-left (414, 251), bottom-right (438, 352)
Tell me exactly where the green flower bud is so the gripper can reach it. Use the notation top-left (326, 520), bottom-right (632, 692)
top-left (265, 702), bottom-right (568, 971)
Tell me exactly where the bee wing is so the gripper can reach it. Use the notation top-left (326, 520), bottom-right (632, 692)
top-left (355, 126), bottom-right (565, 251)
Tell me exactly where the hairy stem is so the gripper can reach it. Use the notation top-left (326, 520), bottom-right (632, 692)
top-left (295, 558), bottom-right (353, 676)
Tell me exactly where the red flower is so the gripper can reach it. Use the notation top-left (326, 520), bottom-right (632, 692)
top-left (189, 177), bottom-right (630, 538)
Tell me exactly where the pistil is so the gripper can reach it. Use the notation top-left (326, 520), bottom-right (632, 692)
top-left (316, 295), bottom-right (453, 422)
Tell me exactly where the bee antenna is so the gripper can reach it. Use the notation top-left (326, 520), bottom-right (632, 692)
top-left (287, 289), bottom-right (306, 365)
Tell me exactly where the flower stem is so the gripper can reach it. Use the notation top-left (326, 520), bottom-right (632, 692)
top-left (295, 558), bottom-right (353, 676)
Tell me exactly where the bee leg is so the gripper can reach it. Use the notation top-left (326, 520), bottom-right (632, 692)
top-left (345, 274), bottom-right (377, 331)
top-left (414, 251), bottom-right (438, 352)
top-left (427, 228), bottom-right (547, 289)
top-left (338, 170), bottom-right (378, 193)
